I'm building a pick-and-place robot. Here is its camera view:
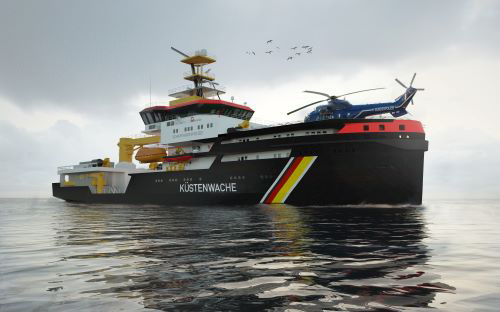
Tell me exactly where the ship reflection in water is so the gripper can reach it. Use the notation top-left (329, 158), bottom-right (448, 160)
top-left (43, 202), bottom-right (455, 311)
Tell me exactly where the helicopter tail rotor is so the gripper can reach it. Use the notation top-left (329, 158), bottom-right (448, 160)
top-left (396, 73), bottom-right (425, 91)
top-left (395, 73), bottom-right (424, 106)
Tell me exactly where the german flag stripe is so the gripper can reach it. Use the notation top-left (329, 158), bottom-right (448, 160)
top-left (261, 156), bottom-right (317, 204)
top-left (265, 157), bottom-right (303, 204)
top-left (259, 157), bottom-right (295, 203)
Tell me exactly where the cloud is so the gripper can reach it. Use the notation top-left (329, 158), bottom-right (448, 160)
top-left (0, 101), bottom-right (144, 197)
top-left (0, 0), bottom-right (489, 114)
top-left (1, 0), bottom-right (500, 198)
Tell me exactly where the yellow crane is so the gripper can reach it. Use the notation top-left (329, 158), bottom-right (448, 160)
top-left (117, 136), bottom-right (161, 163)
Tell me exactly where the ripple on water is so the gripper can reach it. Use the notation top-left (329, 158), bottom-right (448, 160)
top-left (1, 199), bottom-right (500, 311)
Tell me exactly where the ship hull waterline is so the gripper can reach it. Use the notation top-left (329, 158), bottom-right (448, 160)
top-left (53, 137), bottom-right (426, 206)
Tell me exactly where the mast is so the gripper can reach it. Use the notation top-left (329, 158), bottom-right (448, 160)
top-left (169, 47), bottom-right (224, 106)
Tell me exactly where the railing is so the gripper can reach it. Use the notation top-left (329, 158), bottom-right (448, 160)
top-left (168, 84), bottom-right (194, 94)
top-left (144, 100), bottom-right (170, 107)
top-left (89, 185), bottom-right (124, 194)
top-left (168, 84), bottom-right (226, 95)
top-left (183, 71), bottom-right (215, 80)
top-left (57, 165), bottom-right (75, 173)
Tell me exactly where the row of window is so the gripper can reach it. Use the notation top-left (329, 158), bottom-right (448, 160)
top-left (305, 130), bottom-right (328, 135)
top-left (172, 123), bottom-right (215, 134)
top-left (229, 176), bottom-right (246, 180)
top-left (236, 153), bottom-right (289, 161)
top-left (236, 130), bottom-right (329, 143)
top-left (140, 105), bottom-right (253, 125)
top-left (363, 124), bottom-right (406, 131)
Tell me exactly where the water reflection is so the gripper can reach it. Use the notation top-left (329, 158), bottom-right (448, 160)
top-left (51, 203), bottom-right (454, 311)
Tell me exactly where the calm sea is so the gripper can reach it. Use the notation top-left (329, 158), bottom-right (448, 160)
top-left (0, 199), bottom-right (499, 311)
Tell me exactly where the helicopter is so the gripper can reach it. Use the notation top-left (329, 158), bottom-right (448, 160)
top-left (287, 73), bottom-right (424, 122)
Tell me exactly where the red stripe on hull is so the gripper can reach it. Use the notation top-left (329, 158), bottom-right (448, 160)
top-left (338, 120), bottom-right (424, 134)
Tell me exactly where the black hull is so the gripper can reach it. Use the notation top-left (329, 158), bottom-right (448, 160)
top-left (53, 124), bottom-right (427, 206)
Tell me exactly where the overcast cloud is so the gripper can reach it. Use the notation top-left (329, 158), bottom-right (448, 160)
top-left (0, 0), bottom-right (499, 199)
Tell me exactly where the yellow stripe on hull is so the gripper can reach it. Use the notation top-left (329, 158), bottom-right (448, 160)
top-left (271, 156), bottom-right (316, 204)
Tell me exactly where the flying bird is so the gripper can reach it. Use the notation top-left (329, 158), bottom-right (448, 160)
top-left (306, 50), bottom-right (312, 53)
top-left (295, 52), bottom-right (301, 56)
top-left (291, 46), bottom-right (298, 50)
top-left (276, 46), bottom-right (280, 49)
top-left (287, 56), bottom-right (293, 60)
top-left (265, 50), bottom-right (273, 54)
top-left (266, 40), bottom-right (273, 44)
top-left (302, 45), bottom-right (310, 49)
top-left (252, 51), bottom-right (256, 55)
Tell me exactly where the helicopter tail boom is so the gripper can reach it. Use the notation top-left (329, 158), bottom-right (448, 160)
top-left (391, 108), bottom-right (408, 118)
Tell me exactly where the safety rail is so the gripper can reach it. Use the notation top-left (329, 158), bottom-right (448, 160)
top-left (57, 165), bottom-right (75, 173)
top-left (168, 84), bottom-right (226, 95)
top-left (183, 71), bottom-right (215, 80)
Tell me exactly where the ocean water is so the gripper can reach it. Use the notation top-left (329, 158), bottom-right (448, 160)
top-left (0, 199), bottom-right (499, 311)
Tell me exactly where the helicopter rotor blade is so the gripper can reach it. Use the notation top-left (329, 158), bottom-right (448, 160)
top-left (410, 73), bottom-right (417, 87)
top-left (415, 88), bottom-right (425, 91)
top-left (287, 99), bottom-right (328, 115)
top-left (335, 87), bottom-right (385, 98)
top-left (303, 90), bottom-right (332, 98)
top-left (395, 78), bottom-right (408, 89)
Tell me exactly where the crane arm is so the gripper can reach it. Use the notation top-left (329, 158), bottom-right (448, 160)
top-left (117, 136), bottom-right (160, 163)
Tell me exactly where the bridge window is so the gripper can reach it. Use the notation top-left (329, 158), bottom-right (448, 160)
top-left (145, 113), bottom-right (154, 124)
top-left (363, 125), bottom-right (369, 131)
top-left (153, 112), bottom-right (162, 123)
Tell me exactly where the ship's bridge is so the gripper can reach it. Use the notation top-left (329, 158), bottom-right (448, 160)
top-left (140, 99), bottom-right (254, 125)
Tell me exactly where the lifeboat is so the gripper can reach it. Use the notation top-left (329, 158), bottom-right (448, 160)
top-left (163, 155), bottom-right (193, 163)
top-left (135, 147), bottom-right (167, 163)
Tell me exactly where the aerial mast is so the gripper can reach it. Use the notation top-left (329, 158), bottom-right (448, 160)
top-left (169, 47), bottom-right (221, 105)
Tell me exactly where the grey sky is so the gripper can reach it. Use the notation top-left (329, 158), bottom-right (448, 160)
top-left (0, 0), bottom-right (499, 198)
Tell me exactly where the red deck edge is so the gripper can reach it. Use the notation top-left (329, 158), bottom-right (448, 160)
top-left (337, 120), bottom-right (425, 134)
top-left (141, 99), bottom-right (254, 113)
top-left (163, 155), bottom-right (193, 163)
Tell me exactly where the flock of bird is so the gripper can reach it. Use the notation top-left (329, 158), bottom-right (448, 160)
top-left (245, 39), bottom-right (313, 61)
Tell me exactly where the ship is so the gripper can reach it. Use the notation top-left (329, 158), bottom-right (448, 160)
top-left (52, 48), bottom-right (428, 205)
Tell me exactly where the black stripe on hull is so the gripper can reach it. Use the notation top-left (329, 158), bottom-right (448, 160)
top-left (53, 138), bottom-right (426, 205)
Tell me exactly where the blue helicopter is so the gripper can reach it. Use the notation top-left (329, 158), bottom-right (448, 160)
top-left (287, 73), bottom-right (424, 121)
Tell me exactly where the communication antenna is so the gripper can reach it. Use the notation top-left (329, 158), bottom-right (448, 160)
top-left (149, 75), bottom-right (152, 107)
